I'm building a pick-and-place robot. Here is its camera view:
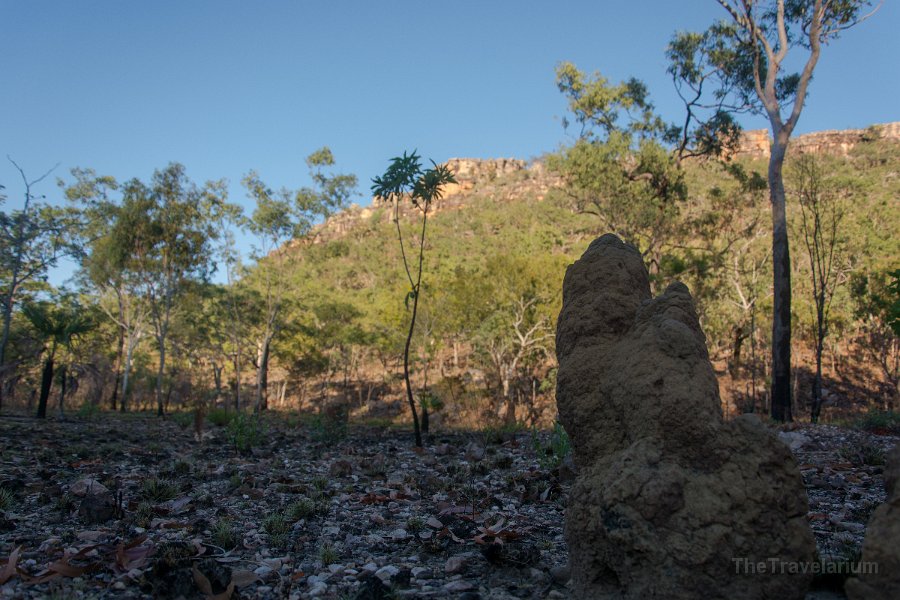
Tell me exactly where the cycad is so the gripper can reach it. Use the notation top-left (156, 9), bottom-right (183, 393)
top-left (22, 300), bottom-right (92, 418)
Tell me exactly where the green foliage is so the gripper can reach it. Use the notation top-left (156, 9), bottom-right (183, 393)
top-left (371, 150), bottom-right (457, 447)
top-left (550, 62), bottom-right (685, 272)
top-left (76, 402), bottom-right (102, 420)
top-left (838, 443), bottom-right (885, 467)
top-left (207, 407), bottom-right (234, 427)
top-left (307, 410), bottom-right (348, 444)
top-left (227, 412), bottom-right (265, 453)
top-left (262, 513), bottom-right (289, 536)
top-left (286, 497), bottom-right (325, 521)
top-left (140, 478), bottom-right (178, 502)
top-left (854, 410), bottom-right (900, 436)
top-left (318, 543), bottom-right (338, 567)
top-left (171, 410), bottom-right (194, 429)
top-left (532, 421), bottom-right (571, 470)
top-left (212, 519), bottom-right (237, 550)
top-left (0, 487), bottom-right (14, 511)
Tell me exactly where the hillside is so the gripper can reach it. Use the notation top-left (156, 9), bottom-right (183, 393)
top-left (260, 123), bottom-right (900, 428)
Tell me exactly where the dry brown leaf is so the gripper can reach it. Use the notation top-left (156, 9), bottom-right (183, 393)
top-left (0, 546), bottom-right (21, 585)
top-left (193, 563), bottom-right (213, 595)
top-left (230, 568), bottom-right (259, 588)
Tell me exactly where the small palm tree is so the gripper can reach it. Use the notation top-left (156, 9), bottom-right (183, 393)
top-left (372, 152), bottom-right (456, 447)
top-left (22, 299), bottom-right (92, 418)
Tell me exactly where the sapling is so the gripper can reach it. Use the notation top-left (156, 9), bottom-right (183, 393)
top-left (372, 152), bottom-right (456, 447)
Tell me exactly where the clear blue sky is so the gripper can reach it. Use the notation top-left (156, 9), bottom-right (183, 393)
top-left (2, 0), bottom-right (896, 284)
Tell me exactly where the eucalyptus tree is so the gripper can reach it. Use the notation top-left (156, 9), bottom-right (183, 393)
top-left (60, 168), bottom-right (127, 408)
top-left (550, 63), bottom-right (686, 283)
top-left (0, 159), bottom-right (81, 409)
top-left (669, 0), bottom-right (879, 421)
top-left (372, 151), bottom-right (456, 447)
top-left (243, 148), bottom-right (357, 411)
top-left (126, 164), bottom-right (225, 416)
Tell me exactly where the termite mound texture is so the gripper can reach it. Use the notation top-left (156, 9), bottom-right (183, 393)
top-left (556, 234), bottom-right (815, 600)
top-left (845, 443), bottom-right (900, 600)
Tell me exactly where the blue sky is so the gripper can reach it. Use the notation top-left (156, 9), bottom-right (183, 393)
top-left (1, 0), bottom-right (896, 284)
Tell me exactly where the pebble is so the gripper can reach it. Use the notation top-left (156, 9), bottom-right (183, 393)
top-left (308, 581), bottom-right (328, 597)
top-left (445, 555), bottom-right (466, 574)
top-left (411, 566), bottom-right (431, 579)
top-left (254, 565), bottom-right (273, 578)
top-left (374, 565), bottom-right (399, 582)
top-left (444, 579), bottom-right (476, 592)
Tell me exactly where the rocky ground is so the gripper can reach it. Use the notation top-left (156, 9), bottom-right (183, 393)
top-left (0, 412), bottom-right (895, 599)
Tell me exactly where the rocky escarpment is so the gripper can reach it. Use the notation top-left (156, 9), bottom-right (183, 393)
top-left (733, 121), bottom-right (900, 158)
top-left (555, 234), bottom-right (816, 599)
top-left (311, 122), bottom-right (898, 241)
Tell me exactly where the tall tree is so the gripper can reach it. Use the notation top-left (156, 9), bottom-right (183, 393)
top-left (550, 63), bottom-right (686, 282)
top-left (0, 159), bottom-right (81, 409)
top-left (243, 147), bottom-right (357, 412)
top-left (791, 155), bottom-right (846, 422)
top-left (372, 151), bottom-right (456, 447)
top-left (674, 0), bottom-right (878, 421)
top-left (60, 168), bottom-right (125, 408)
top-left (127, 164), bottom-right (224, 416)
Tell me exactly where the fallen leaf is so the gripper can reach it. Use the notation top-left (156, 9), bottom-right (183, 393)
top-left (230, 568), bottom-right (259, 587)
top-left (0, 546), bottom-right (21, 585)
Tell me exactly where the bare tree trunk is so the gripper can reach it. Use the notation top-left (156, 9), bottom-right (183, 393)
top-left (36, 354), bottom-right (54, 419)
top-left (769, 137), bottom-right (793, 422)
top-left (156, 337), bottom-right (166, 416)
top-left (109, 297), bottom-right (126, 410)
top-left (255, 336), bottom-right (271, 412)
top-left (121, 336), bottom-right (136, 412)
top-left (57, 364), bottom-right (67, 417)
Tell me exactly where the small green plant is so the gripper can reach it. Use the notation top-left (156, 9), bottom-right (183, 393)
top-left (532, 420), bottom-right (571, 469)
top-left (838, 443), bottom-right (886, 466)
top-left (208, 407), bottom-right (235, 427)
top-left (318, 542), bottom-right (338, 566)
top-left (406, 516), bottom-right (424, 534)
top-left (854, 409), bottom-right (900, 435)
top-left (311, 476), bottom-right (329, 492)
top-left (262, 513), bottom-right (290, 548)
top-left (262, 513), bottom-right (289, 536)
top-left (228, 473), bottom-right (243, 490)
top-left (227, 413), bottom-right (265, 453)
top-left (172, 460), bottom-right (192, 476)
top-left (0, 488), bottom-right (14, 511)
top-left (482, 422), bottom-right (526, 445)
top-left (286, 498), bottom-right (321, 521)
top-left (140, 478), bottom-right (178, 502)
top-left (308, 411), bottom-right (348, 444)
top-left (134, 501), bottom-right (155, 528)
top-left (171, 411), bottom-right (194, 429)
top-left (76, 402), bottom-right (101, 420)
top-left (213, 519), bottom-right (237, 550)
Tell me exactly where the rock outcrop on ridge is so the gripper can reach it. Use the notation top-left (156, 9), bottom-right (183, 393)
top-left (555, 234), bottom-right (816, 599)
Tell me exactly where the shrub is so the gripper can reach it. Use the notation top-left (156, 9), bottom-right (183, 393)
top-left (855, 409), bottom-right (900, 435)
top-left (140, 478), bottom-right (178, 502)
top-left (208, 408), bottom-right (234, 427)
top-left (77, 402), bottom-right (101, 420)
top-left (171, 411), bottom-right (194, 429)
top-left (308, 411), bottom-right (347, 444)
top-left (213, 519), bottom-right (237, 550)
top-left (532, 420), bottom-right (571, 469)
top-left (227, 413), bottom-right (265, 453)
